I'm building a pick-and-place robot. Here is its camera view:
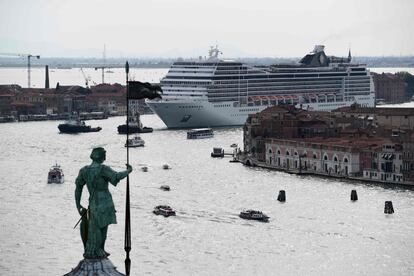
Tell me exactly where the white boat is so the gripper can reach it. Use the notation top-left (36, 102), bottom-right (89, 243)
top-left (187, 128), bottom-right (214, 139)
top-left (47, 163), bottom-right (64, 184)
top-left (125, 135), bottom-right (145, 147)
top-left (147, 45), bottom-right (375, 128)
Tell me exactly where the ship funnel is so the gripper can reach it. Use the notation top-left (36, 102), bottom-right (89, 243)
top-left (45, 65), bottom-right (50, 88)
top-left (313, 45), bottom-right (325, 53)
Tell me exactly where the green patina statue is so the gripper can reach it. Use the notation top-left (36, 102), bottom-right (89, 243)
top-left (75, 147), bottom-right (132, 259)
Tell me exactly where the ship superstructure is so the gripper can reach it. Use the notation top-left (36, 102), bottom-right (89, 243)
top-left (147, 45), bottom-right (375, 128)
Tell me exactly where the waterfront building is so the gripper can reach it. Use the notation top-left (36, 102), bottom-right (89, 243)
top-left (376, 108), bottom-right (414, 130)
top-left (361, 141), bottom-right (404, 182)
top-left (401, 133), bottom-right (414, 183)
top-left (243, 105), bottom-right (414, 185)
top-left (264, 137), bottom-right (361, 176)
top-left (373, 73), bottom-right (407, 104)
top-left (0, 93), bottom-right (14, 115)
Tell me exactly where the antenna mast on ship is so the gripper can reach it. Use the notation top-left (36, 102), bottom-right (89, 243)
top-left (208, 45), bottom-right (222, 60)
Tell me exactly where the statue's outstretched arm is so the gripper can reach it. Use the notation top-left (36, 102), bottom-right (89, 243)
top-left (103, 164), bottom-right (133, 186)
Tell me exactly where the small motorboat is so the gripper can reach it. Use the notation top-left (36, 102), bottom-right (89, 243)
top-left (239, 210), bottom-right (269, 222)
top-left (162, 164), bottom-right (170, 170)
top-left (47, 163), bottom-right (64, 184)
top-left (141, 166), bottom-right (148, 172)
top-left (125, 135), bottom-right (145, 147)
top-left (230, 143), bottom-right (238, 148)
top-left (160, 185), bottom-right (170, 191)
top-left (153, 205), bottom-right (176, 217)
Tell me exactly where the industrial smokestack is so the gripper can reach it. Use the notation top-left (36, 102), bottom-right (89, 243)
top-left (45, 65), bottom-right (50, 88)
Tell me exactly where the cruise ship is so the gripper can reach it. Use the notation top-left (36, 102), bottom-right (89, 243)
top-left (147, 45), bottom-right (375, 128)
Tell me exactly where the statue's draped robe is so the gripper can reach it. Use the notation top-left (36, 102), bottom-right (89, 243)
top-left (75, 163), bottom-right (128, 258)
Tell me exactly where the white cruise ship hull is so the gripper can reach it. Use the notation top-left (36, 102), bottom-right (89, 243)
top-left (148, 93), bottom-right (375, 128)
top-left (148, 99), bottom-right (260, 128)
top-left (151, 46), bottom-right (376, 129)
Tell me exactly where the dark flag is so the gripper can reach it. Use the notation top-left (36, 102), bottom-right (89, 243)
top-left (128, 81), bottom-right (162, 100)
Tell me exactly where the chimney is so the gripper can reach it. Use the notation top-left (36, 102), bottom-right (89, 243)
top-left (45, 65), bottom-right (50, 88)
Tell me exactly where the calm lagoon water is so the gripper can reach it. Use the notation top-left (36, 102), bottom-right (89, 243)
top-left (0, 115), bottom-right (414, 275)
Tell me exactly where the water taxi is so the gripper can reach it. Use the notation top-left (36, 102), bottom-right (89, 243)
top-left (239, 210), bottom-right (269, 222)
top-left (153, 205), bottom-right (176, 217)
top-left (187, 128), bottom-right (213, 139)
top-left (47, 163), bottom-right (64, 184)
top-left (125, 135), bottom-right (145, 147)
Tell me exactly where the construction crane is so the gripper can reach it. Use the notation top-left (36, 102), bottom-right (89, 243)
top-left (0, 53), bottom-right (40, 88)
top-left (80, 68), bottom-right (91, 88)
top-left (94, 44), bottom-right (110, 84)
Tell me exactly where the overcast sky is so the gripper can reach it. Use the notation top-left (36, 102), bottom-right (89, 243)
top-left (0, 0), bottom-right (413, 58)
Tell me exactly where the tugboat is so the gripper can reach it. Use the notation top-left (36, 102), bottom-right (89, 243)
top-left (153, 205), bottom-right (176, 217)
top-left (239, 210), bottom-right (269, 222)
top-left (125, 135), bottom-right (145, 147)
top-left (47, 163), bottom-right (64, 184)
top-left (58, 114), bottom-right (102, 133)
top-left (118, 112), bottom-right (153, 134)
top-left (160, 185), bottom-right (170, 191)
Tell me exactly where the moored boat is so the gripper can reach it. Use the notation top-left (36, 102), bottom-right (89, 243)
top-left (47, 163), bottom-right (64, 184)
top-left (211, 147), bottom-right (224, 158)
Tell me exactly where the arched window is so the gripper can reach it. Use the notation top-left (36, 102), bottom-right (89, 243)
top-left (268, 148), bottom-right (272, 154)
top-left (334, 156), bottom-right (338, 162)
top-left (294, 151), bottom-right (298, 156)
top-left (344, 157), bottom-right (348, 163)
top-left (277, 150), bottom-right (281, 155)
top-left (313, 153), bottom-right (317, 159)
top-left (324, 155), bottom-right (328, 161)
top-left (286, 151), bottom-right (290, 156)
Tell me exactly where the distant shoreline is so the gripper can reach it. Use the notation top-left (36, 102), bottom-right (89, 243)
top-left (1, 56), bottom-right (413, 69)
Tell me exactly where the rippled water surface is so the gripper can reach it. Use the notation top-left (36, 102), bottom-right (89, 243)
top-left (1, 116), bottom-right (414, 276)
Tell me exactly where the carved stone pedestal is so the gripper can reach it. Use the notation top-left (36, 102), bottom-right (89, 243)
top-left (64, 258), bottom-right (125, 276)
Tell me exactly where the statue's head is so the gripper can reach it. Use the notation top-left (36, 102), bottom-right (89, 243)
top-left (90, 147), bottom-right (106, 163)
